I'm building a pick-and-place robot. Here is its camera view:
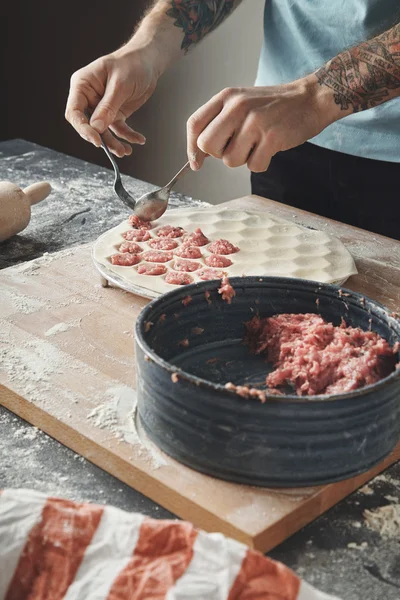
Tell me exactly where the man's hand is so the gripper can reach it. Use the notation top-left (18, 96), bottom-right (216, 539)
top-left (65, 48), bottom-right (158, 157)
top-left (66, 1), bottom-right (244, 158)
top-left (187, 79), bottom-right (334, 172)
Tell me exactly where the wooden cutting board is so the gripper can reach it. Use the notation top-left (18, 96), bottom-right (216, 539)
top-left (1, 195), bottom-right (399, 552)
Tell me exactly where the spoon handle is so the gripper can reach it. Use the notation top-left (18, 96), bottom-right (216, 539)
top-left (100, 137), bottom-right (121, 183)
top-left (164, 161), bottom-right (191, 191)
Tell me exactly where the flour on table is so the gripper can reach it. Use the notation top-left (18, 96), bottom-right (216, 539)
top-left (86, 385), bottom-right (167, 469)
top-left (364, 504), bottom-right (400, 538)
top-left (44, 319), bottom-right (81, 337)
top-left (3, 289), bottom-right (44, 314)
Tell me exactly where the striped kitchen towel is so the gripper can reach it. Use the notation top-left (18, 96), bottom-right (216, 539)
top-left (0, 489), bottom-right (340, 599)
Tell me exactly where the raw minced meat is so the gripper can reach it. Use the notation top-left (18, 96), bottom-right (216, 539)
top-left (128, 215), bottom-right (152, 229)
top-left (198, 268), bottom-right (226, 281)
top-left (183, 228), bottom-right (209, 247)
top-left (118, 241), bottom-right (142, 254)
top-left (218, 277), bottom-right (235, 304)
top-left (208, 239), bottom-right (239, 255)
top-left (110, 253), bottom-right (141, 266)
top-left (141, 250), bottom-right (173, 263)
top-left (137, 264), bottom-right (167, 276)
top-left (156, 225), bottom-right (185, 238)
top-left (245, 313), bottom-right (398, 396)
top-left (205, 254), bottom-right (232, 268)
top-left (165, 271), bottom-right (193, 285)
top-left (182, 295), bottom-right (193, 306)
top-left (148, 238), bottom-right (178, 251)
top-left (122, 229), bottom-right (151, 242)
top-left (173, 258), bottom-right (201, 272)
top-left (174, 245), bottom-right (203, 259)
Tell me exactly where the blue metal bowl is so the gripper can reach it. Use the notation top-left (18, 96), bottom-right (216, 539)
top-left (135, 277), bottom-right (400, 487)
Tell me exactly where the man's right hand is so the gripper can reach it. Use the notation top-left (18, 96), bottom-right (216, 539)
top-left (65, 48), bottom-right (158, 157)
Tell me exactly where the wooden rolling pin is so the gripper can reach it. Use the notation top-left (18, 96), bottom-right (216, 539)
top-left (0, 181), bottom-right (51, 242)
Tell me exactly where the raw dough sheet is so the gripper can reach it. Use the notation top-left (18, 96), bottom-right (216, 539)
top-left (93, 206), bottom-right (358, 298)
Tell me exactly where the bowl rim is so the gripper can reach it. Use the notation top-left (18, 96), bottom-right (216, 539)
top-left (135, 276), bottom-right (400, 404)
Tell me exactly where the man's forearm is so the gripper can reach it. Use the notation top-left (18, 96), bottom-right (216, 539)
top-left (123, 1), bottom-right (243, 76)
top-left (315, 22), bottom-right (400, 117)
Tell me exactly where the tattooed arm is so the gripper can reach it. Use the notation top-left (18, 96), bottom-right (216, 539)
top-left (66, 1), bottom-right (243, 155)
top-left (315, 23), bottom-right (400, 113)
top-left (188, 21), bottom-right (400, 171)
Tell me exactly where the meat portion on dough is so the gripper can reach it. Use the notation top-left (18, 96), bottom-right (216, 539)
top-left (118, 241), bottom-right (142, 254)
top-left (208, 239), bottom-right (239, 255)
top-left (205, 254), bottom-right (232, 268)
top-left (183, 228), bottom-right (209, 247)
top-left (165, 271), bottom-right (193, 285)
top-left (137, 264), bottom-right (167, 276)
top-left (173, 258), bottom-right (201, 272)
top-left (128, 215), bottom-right (152, 229)
top-left (197, 268), bottom-right (226, 281)
top-left (174, 244), bottom-right (202, 259)
top-left (156, 225), bottom-right (186, 238)
top-left (148, 238), bottom-right (178, 251)
top-left (122, 229), bottom-right (151, 242)
top-left (141, 250), bottom-right (173, 263)
top-left (110, 253), bottom-right (141, 266)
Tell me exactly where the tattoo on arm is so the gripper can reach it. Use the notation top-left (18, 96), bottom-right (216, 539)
top-left (166, 0), bottom-right (242, 52)
top-left (315, 23), bottom-right (400, 112)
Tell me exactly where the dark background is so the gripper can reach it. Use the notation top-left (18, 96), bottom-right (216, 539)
top-left (0, 1), bottom-right (148, 170)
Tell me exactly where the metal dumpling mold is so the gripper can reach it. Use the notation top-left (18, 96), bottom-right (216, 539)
top-left (92, 206), bottom-right (358, 298)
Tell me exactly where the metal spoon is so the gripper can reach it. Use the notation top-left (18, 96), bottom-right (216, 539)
top-left (133, 161), bottom-right (191, 221)
top-left (100, 134), bottom-right (191, 220)
top-left (100, 136), bottom-right (136, 211)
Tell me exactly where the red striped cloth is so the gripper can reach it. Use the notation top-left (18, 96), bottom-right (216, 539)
top-left (0, 489), bottom-right (340, 600)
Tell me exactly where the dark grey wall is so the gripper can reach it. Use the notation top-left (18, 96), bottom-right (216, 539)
top-left (1, 1), bottom-right (147, 169)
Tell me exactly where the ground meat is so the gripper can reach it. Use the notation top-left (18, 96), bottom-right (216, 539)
top-left (165, 271), bottom-right (193, 285)
top-left (245, 313), bottom-right (398, 396)
top-left (198, 268), bottom-right (225, 281)
top-left (182, 295), bottom-right (193, 306)
top-left (156, 225), bottom-right (185, 238)
top-left (192, 327), bottom-right (204, 335)
top-left (218, 277), bottom-right (235, 304)
top-left (174, 245), bottom-right (202, 259)
top-left (171, 373), bottom-right (179, 383)
top-left (224, 382), bottom-right (269, 403)
top-left (208, 239), bottom-right (239, 255)
top-left (183, 228), bottom-right (209, 246)
top-left (205, 290), bottom-right (212, 305)
top-left (205, 254), bottom-right (232, 268)
top-left (118, 241), bottom-right (142, 254)
top-left (144, 321), bottom-right (153, 332)
top-left (173, 258), bottom-right (201, 272)
top-left (110, 253), bottom-right (141, 266)
top-left (122, 229), bottom-right (151, 242)
top-left (128, 215), bottom-right (152, 229)
top-left (148, 238), bottom-right (178, 251)
top-left (179, 338), bottom-right (190, 347)
top-left (137, 264), bottom-right (167, 276)
top-left (141, 250), bottom-right (173, 263)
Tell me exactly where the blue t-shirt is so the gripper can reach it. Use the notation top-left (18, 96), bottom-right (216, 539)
top-left (255, 0), bottom-right (400, 162)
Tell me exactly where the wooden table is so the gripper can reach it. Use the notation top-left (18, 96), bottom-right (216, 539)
top-left (1, 139), bottom-right (400, 600)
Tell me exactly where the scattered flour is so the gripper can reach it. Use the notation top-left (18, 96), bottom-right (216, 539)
top-left (86, 385), bottom-right (167, 469)
top-left (0, 323), bottom-right (85, 406)
top-left (44, 319), bottom-right (81, 337)
top-left (359, 484), bottom-right (374, 496)
top-left (364, 504), bottom-right (400, 538)
top-left (347, 541), bottom-right (368, 550)
top-left (3, 289), bottom-right (44, 314)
